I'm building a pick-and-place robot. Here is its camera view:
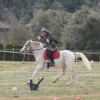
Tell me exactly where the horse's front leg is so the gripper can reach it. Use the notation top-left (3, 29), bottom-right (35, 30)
top-left (31, 63), bottom-right (43, 80)
top-left (27, 63), bottom-right (44, 84)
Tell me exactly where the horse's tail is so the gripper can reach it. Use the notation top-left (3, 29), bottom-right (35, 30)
top-left (75, 52), bottom-right (92, 71)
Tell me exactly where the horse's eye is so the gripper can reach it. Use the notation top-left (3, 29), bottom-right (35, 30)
top-left (25, 45), bottom-right (27, 46)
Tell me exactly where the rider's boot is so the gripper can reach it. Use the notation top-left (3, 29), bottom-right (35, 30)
top-left (47, 60), bottom-right (55, 69)
top-left (48, 60), bottom-right (55, 66)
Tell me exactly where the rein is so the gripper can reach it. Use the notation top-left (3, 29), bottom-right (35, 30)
top-left (25, 48), bottom-right (43, 52)
top-left (32, 48), bottom-right (43, 51)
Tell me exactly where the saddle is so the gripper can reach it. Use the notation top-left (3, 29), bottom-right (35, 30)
top-left (43, 50), bottom-right (60, 60)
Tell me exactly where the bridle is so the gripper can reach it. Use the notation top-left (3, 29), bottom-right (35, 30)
top-left (24, 41), bottom-right (43, 52)
top-left (24, 41), bottom-right (31, 52)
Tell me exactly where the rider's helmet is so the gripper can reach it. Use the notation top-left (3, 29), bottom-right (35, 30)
top-left (41, 28), bottom-right (48, 32)
top-left (41, 28), bottom-right (50, 36)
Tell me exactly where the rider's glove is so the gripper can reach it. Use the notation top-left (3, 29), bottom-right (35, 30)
top-left (37, 36), bottom-right (41, 40)
top-left (46, 39), bottom-right (49, 43)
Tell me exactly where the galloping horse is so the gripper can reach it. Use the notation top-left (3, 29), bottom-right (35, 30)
top-left (20, 40), bottom-right (92, 85)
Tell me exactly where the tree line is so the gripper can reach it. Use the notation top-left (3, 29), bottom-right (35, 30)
top-left (1, 0), bottom-right (100, 23)
top-left (30, 8), bottom-right (100, 50)
top-left (0, 0), bottom-right (100, 51)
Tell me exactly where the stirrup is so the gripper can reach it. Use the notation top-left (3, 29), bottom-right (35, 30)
top-left (49, 62), bottom-right (55, 66)
top-left (47, 62), bottom-right (50, 69)
top-left (47, 61), bottom-right (55, 69)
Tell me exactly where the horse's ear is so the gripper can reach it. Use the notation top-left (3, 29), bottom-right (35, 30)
top-left (28, 39), bottom-right (33, 43)
top-left (30, 39), bottom-right (33, 42)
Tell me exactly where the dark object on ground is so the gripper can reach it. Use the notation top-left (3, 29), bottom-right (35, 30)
top-left (29, 78), bottom-right (44, 91)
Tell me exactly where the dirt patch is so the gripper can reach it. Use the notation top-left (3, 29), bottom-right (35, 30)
top-left (76, 83), bottom-right (100, 87)
top-left (0, 93), bottom-right (100, 100)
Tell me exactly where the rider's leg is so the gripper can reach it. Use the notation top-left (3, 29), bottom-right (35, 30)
top-left (46, 49), bottom-right (55, 66)
top-left (49, 50), bottom-right (54, 64)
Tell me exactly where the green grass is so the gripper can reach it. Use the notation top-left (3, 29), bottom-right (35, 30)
top-left (0, 61), bottom-right (100, 100)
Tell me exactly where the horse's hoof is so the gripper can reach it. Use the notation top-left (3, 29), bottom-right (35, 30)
top-left (27, 81), bottom-right (30, 85)
top-left (53, 80), bottom-right (56, 83)
top-left (38, 77), bottom-right (43, 80)
top-left (66, 82), bottom-right (75, 86)
top-left (66, 83), bottom-right (72, 86)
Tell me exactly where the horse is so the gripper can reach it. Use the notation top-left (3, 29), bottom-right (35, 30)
top-left (20, 40), bottom-right (92, 85)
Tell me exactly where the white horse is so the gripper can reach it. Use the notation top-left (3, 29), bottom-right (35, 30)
top-left (20, 40), bottom-right (92, 85)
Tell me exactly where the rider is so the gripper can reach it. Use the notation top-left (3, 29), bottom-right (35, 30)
top-left (37, 28), bottom-right (58, 68)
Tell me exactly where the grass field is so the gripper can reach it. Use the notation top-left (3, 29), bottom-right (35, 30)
top-left (0, 61), bottom-right (100, 100)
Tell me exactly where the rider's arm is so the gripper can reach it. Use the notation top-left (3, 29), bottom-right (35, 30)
top-left (48, 35), bottom-right (58, 44)
top-left (37, 35), bottom-right (49, 44)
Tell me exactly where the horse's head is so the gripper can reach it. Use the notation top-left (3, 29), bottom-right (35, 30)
top-left (20, 40), bottom-right (32, 53)
top-left (20, 40), bottom-right (43, 53)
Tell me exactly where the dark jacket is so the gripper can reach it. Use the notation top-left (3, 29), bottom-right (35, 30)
top-left (40, 34), bottom-right (58, 52)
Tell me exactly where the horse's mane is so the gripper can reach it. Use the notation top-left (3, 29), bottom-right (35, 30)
top-left (32, 40), bottom-right (43, 48)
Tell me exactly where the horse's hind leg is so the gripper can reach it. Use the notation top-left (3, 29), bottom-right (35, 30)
top-left (53, 66), bottom-right (66, 83)
top-left (66, 66), bottom-right (75, 86)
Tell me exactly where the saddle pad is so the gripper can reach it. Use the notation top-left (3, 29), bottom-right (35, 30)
top-left (43, 51), bottom-right (60, 60)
